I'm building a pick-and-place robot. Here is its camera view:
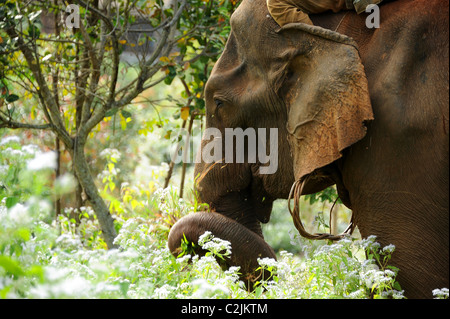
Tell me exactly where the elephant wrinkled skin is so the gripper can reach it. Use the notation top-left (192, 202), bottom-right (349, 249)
top-left (169, 0), bottom-right (449, 298)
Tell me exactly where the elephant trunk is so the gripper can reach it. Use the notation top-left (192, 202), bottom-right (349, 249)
top-left (168, 211), bottom-right (276, 289)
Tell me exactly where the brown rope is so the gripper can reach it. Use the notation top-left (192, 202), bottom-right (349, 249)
top-left (288, 177), bottom-right (355, 241)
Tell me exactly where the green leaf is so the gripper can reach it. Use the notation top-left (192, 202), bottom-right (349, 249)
top-left (387, 265), bottom-right (400, 273)
top-left (0, 286), bottom-right (11, 299)
top-left (121, 110), bottom-right (132, 118)
top-left (15, 228), bottom-right (31, 242)
top-left (164, 75), bottom-right (174, 85)
top-left (0, 255), bottom-right (25, 277)
top-left (105, 108), bottom-right (118, 117)
top-left (5, 196), bottom-right (19, 208)
top-left (306, 274), bottom-right (315, 285)
top-left (119, 280), bottom-right (130, 297)
top-left (194, 98), bottom-right (205, 110)
top-left (254, 285), bottom-right (263, 298)
top-left (27, 24), bottom-right (41, 39)
top-left (27, 265), bottom-right (44, 283)
top-left (5, 94), bottom-right (19, 103)
top-left (393, 281), bottom-right (402, 291)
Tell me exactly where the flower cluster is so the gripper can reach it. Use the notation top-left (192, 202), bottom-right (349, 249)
top-left (198, 231), bottom-right (232, 257)
top-left (255, 236), bottom-right (405, 299)
top-left (432, 288), bottom-right (449, 299)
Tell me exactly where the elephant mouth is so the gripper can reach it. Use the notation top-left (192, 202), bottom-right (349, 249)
top-left (195, 162), bottom-right (275, 234)
top-left (209, 185), bottom-right (274, 236)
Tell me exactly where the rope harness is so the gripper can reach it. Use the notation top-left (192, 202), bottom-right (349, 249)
top-left (287, 176), bottom-right (355, 241)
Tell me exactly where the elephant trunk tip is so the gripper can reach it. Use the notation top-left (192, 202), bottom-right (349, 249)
top-left (167, 211), bottom-right (277, 290)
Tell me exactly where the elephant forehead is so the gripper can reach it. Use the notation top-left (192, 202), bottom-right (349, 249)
top-left (230, 0), bottom-right (279, 58)
top-left (231, 0), bottom-right (267, 30)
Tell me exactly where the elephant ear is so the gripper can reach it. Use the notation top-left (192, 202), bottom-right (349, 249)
top-left (276, 23), bottom-right (374, 181)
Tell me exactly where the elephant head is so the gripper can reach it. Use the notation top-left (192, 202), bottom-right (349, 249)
top-left (168, 0), bottom-right (373, 286)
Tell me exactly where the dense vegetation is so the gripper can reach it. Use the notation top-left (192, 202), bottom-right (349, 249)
top-left (0, 0), bottom-right (447, 300)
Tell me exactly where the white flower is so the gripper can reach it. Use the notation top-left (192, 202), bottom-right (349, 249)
top-left (0, 135), bottom-right (20, 146)
top-left (190, 279), bottom-right (229, 298)
top-left (258, 257), bottom-right (278, 269)
top-left (55, 233), bottom-right (82, 251)
top-left (29, 274), bottom-right (93, 298)
top-left (198, 231), bottom-right (213, 245)
top-left (383, 269), bottom-right (396, 278)
top-left (382, 244), bottom-right (395, 254)
top-left (348, 289), bottom-right (367, 299)
top-left (160, 162), bottom-right (169, 171)
top-left (432, 288), bottom-right (449, 299)
top-left (0, 164), bottom-right (9, 176)
top-left (99, 148), bottom-right (121, 161)
top-left (8, 203), bottom-right (31, 225)
top-left (21, 144), bottom-right (40, 155)
top-left (176, 254), bottom-right (192, 264)
top-left (27, 151), bottom-right (57, 170)
top-left (154, 284), bottom-right (175, 298)
top-left (198, 231), bottom-right (232, 256)
top-left (279, 250), bottom-right (293, 259)
top-left (4, 147), bottom-right (24, 158)
top-left (224, 266), bottom-right (241, 281)
top-left (54, 173), bottom-right (77, 195)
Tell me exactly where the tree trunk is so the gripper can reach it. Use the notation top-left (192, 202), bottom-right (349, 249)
top-left (72, 138), bottom-right (118, 249)
top-left (179, 115), bottom-right (194, 198)
top-left (164, 119), bottom-right (187, 189)
top-left (55, 136), bottom-right (61, 219)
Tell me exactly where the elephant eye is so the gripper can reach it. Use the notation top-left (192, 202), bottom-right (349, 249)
top-left (214, 98), bottom-right (224, 109)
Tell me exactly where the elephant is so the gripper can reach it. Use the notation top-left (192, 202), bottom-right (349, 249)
top-left (168, 0), bottom-right (449, 298)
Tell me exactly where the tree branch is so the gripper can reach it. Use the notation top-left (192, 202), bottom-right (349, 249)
top-left (4, 23), bottom-right (73, 149)
top-left (113, 0), bottom-right (187, 109)
top-left (74, 0), bottom-right (114, 30)
top-left (0, 114), bottom-right (53, 130)
top-left (77, 20), bottom-right (101, 127)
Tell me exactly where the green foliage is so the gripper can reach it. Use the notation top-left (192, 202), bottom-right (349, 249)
top-left (304, 186), bottom-right (341, 205)
top-left (0, 135), bottom-right (54, 210)
top-left (164, 0), bottom-right (239, 119)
